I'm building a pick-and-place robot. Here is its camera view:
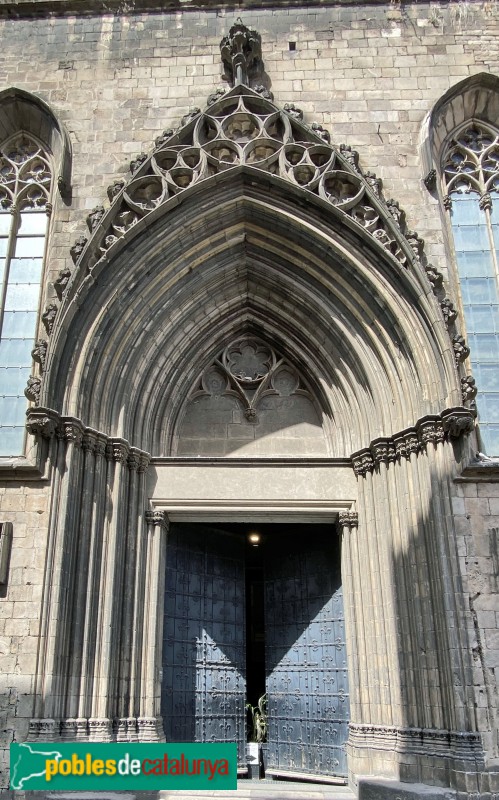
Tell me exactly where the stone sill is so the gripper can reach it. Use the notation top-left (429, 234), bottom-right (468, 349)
top-left (0, 0), bottom-right (412, 18)
top-left (456, 458), bottom-right (499, 482)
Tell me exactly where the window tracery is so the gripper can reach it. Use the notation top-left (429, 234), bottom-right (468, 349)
top-left (443, 122), bottom-right (499, 455)
top-left (0, 133), bottom-right (52, 456)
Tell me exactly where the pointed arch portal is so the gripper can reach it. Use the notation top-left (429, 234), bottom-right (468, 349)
top-left (24, 75), bottom-right (483, 792)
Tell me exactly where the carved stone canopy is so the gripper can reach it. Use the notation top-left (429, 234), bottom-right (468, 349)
top-left (68, 85), bottom-right (428, 288)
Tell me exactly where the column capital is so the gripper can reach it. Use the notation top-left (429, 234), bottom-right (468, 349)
top-left (338, 511), bottom-right (359, 530)
top-left (145, 510), bottom-right (169, 530)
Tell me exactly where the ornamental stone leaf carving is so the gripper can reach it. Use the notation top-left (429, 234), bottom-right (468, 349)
top-left (54, 267), bottom-right (71, 300)
top-left (42, 303), bottom-right (58, 335)
top-left (31, 339), bottom-right (48, 371)
top-left (24, 375), bottom-right (41, 404)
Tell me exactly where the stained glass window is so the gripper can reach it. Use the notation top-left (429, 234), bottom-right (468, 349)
top-left (443, 123), bottom-right (499, 455)
top-left (0, 134), bottom-right (52, 456)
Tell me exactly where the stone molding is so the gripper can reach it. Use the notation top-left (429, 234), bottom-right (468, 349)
top-left (25, 407), bottom-right (151, 469)
top-left (348, 722), bottom-right (483, 763)
top-left (351, 408), bottom-right (475, 476)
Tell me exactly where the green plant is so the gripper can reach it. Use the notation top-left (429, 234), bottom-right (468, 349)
top-left (246, 693), bottom-right (267, 743)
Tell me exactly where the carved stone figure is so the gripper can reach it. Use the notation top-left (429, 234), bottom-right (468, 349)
top-left (406, 230), bottom-right (425, 261)
top-left (386, 198), bottom-right (405, 229)
top-left (70, 235), bottom-right (88, 264)
top-left (107, 179), bottom-right (125, 201)
top-left (154, 129), bottom-right (175, 149)
top-left (54, 267), bottom-right (71, 300)
top-left (42, 303), bottom-right (58, 335)
top-left (130, 153), bottom-right (148, 174)
top-left (425, 264), bottom-right (444, 288)
top-left (87, 205), bottom-right (105, 232)
top-left (364, 171), bottom-right (382, 196)
top-left (462, 375), bottom-right (478, 404)
top-left (283, 103), bottom-right (303, 121)
top-left (207, 88), bottom-right (226, 107)
top-left (339, 144), bottom-right (360, 173)
top-left (180, 107), bottom-right (201, 129)
top-left (441, 298), bottom-right (458, 326)
top-left (31, 339), bottom-right (48, 371)
top-left (24, 375), bottom-right (41, 404)
top-left (453, 334), bottom-right (471, 364)
top-left (310, 122), bottom-right (331, 143)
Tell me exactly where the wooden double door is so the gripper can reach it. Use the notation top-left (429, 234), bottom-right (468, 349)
top-left (161, 523), bottom-right (349, 780)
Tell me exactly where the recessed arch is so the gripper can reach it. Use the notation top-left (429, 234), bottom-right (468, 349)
top-left (43, 167), bottom-right (459, 457)
top-left (0, 87), bottom-right (72, 196)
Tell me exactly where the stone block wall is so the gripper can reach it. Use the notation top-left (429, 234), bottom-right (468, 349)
top-left (453, 480), bottom-right (499, 761)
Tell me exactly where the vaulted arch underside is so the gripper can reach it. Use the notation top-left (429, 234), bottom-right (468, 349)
top-left (44, 169), bottom-right (459, 457)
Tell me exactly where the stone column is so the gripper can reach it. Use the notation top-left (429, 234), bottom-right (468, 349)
top-left (338, 510), bottom-right (359, 722)
top-left (138, 510), bottom-right (169, 742)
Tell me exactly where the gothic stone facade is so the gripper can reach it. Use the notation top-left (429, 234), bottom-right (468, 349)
top-left (0, 2), bottom-right (498, 798)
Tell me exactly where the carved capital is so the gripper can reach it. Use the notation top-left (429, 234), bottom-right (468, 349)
top-left (82, 429), bottom-right (99, 453)
top-left (62, 419), bottom-right (84, 447)
top-left (145, 510), bottom-right (168, 529)
top-left (26, 408), bottom-right (59, 439)
top-left (393, 427), bottom-right (419, 459)
top-left (371, 437), bottom-right (396, 465)
top-left (441, 407), bottom-right (475, 439)
top-left (110, 439), bottom-right (129, 464)
top-left (94, 435), bottom-right (108, 458)
top-left (479, 191), bottom-right (492, 212)
top-left (351, 448), bottom-right (375, 476)
top-left (138, 453), bottom-right (151, 473)
top-left (338, 511), bottom-right (358, 530)
top-left (127, 448), bottom-right (142, 471)
top-left (417, 416), bottom-right (445, 446)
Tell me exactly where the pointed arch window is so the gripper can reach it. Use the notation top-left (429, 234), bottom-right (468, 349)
top-left (0, 133), bottom-right (52, 457)
top-left (443, 122), bottom-right (499, 456)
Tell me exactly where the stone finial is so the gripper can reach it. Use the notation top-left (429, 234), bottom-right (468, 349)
top-left (220, 20), bottom-right (262, 87)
